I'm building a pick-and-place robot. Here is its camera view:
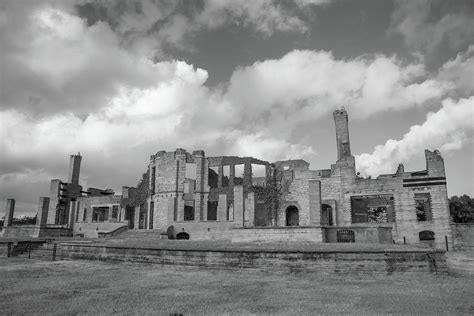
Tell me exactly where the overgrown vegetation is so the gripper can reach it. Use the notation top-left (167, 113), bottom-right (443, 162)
top-left (449, 194), bottom-right (474, 223)
top-left (0, 215), bottom-right (37, 226)
top-left (251, 165), bottom-right (289, 226)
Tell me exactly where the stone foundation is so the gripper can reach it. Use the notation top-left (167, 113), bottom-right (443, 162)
top-left (59, 242), bottom-right (447, 275)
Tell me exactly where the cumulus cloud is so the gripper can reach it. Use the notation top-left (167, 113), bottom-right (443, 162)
top-left (437, 45), bottom-right (474, 97)
top-left (356, 96), bottom-right (474, 177)
top-left (391, 0), bottom-right (474, 63)
top-left (226, 50), bottom-right (446, 125)
top-left (1, 1), bottom-right (472, 214)
top-left (74, 0), bottom-right (328, 57)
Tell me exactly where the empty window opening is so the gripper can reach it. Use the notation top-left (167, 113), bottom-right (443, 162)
top-left (222, 165), bottom-right (230, 187)
top-left (112, 205), bottom-right (119, 219)
top-left (207, 201), bottom-right (218, 221)
top-left (419, 230), bottom-right (435, 241)
top-left (184, 201), bottom-right (195, 221)
top-left (149, 202), bottom-right (154, 229)
top-left (252, 164), bottom-right (266, 186)
top-left (125, 206), bottom-right (134, 229)
top-left (186, 163), bottom-right (197, 180)
top-left (151, 166), bottom-right (156, 195)
top-left (92, 206), bottom-right (109, 223)
top-left (350, 195), bottom-right (395, 224)
top-left (208, 166), bottom-right (219, 189)
top-left (286, 206), bottom-right (299, 226)
top-left (321, 204), bottom-right (333, 226)
top-left (83, 208), bottom-right (87, 222)
top-left (234, 164), bottom-right (244, 185)
top-left (139, 203), bottom-right (147, 229)
top-left (415, 193), bottom-right (432, 221)
top-left (176, 232), bottom-right (190, 240)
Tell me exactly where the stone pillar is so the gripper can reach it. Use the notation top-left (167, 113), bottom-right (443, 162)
top-left (233, 186), bottom-right (244, 227)
top-left (308, 180), bottom-right (322, 226)
top-left (217, 194), bottom-right (227, 221)
top-left (244, 192), bottom-right (255, 227)
top-left (68, 200), bottom-right (76, 229)
top-left (3, 199), bottom-right (15, 227)
top-left (36, 197), bottom-right (50, 226)
top-left (218, 165), bottom-right (223, 188)
top-left (47, 179), bottom-right (61, 225)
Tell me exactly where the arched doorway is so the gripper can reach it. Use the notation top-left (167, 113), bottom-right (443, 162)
top-left (286, 206), bottom-right (299, 226)
top-left (321, 204), bottom-right (333, 226)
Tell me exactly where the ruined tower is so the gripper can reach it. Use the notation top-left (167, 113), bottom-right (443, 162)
top-left (68, 153), bottom-right (82, 185)
top-left (333, 107), bottom-right (352, 161)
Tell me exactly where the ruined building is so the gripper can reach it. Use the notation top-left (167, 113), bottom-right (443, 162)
top-left (3, 108), bottom-right (452, 248)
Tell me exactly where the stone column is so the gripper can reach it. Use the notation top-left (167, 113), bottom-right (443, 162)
top-left (217, 194), bottom-right (227, 221)
top-left (233, 186), bottom-right (244, 227)
top-left (309, 180), bottom-right (322, 225)
top-left (68, 200), bottom-right (76, 229)
top-left (36, 197), bottom-right (50, 226)
top-left (3, 199), bottom-right (15, 227)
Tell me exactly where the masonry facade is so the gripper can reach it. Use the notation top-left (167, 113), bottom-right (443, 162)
top-left (12, 107), bottom-right (451, 247)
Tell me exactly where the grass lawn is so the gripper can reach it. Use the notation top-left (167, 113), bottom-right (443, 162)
top-left (0, 258), bottom-right (473, 315)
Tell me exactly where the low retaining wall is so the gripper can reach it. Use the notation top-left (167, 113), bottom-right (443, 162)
top-left (231, 227), bottom-right (324, 243)
top-left (1, 226), bottom-right (72, 238)
top-left (59, 243), bottom-right (447, 275)
top-left (451, 223), bottom-right (474, 251)
top-left (324, 226), bottom-right (393, 244)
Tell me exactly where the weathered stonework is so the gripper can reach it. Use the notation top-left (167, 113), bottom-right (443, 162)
top-left (8, 107), bottom-right (451, 247)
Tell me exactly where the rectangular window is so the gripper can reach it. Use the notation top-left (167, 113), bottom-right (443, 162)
top-left (415, 193), bottom-right (432, 221)
top-left (207, 201), bottom-right (218, 221)
top-left (83, 208), bottom-right (87, 222)
top-left (351, 195), bottom-right (395, 224)
top-left (222, 165), bottom-right (230, 187)
top-left (251, 164), bottom-right (266, 186)
top-left (234, 164), bottom-right (244, 185)
top-left (208, 166), bottom-right (219, 188)
top-left (151, 166), bottom-right (156, 195)
top-left (149, 202), bottom-right (154, 229)
top-left (112, 205), bottom-right (119, 219)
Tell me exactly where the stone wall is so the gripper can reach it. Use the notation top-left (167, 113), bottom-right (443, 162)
top-left (1, 226), bottom-right (72, 238)
top-left (324, 226), bottom-right (393, 244)
top-left (451, 224), bottom-right (474, 251)
top-left (59, 242), bottom-right (447, 275)
top-left (231, 227), bottom-right (324, 243)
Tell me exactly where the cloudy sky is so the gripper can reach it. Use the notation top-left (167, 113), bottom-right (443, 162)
top-left (1, 0), bottom-right (473, 216)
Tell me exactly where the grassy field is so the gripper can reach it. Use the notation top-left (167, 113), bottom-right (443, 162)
top-left (0, 258), bottom-right (473, 315)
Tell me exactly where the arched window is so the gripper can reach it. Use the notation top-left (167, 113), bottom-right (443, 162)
top-left (176, 232), bottom-right (190, 240)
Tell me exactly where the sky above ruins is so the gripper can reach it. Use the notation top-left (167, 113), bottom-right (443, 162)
top-left (1, 0), bottom-right (473, 216)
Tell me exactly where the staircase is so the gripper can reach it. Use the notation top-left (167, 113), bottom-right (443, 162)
top-left (105, 229), bottom-right (167, 244)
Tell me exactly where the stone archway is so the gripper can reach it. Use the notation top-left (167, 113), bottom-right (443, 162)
top-left (321, 204), bottom-right (333, 226)
top-left (286, 206), bottom-right (299, 226)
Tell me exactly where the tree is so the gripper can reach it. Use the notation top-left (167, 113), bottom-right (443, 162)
top-left (449, 195), bottom-right (474, 223)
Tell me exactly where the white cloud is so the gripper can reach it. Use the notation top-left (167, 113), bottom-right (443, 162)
top-left (391, 0), bottom-right (474, 59)
top-left (437, 45), bottom-right (474, 97)
top-left (226, 50), bottom-right (446, 124)
top-left (356, 96), bottom-right (474, 177)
